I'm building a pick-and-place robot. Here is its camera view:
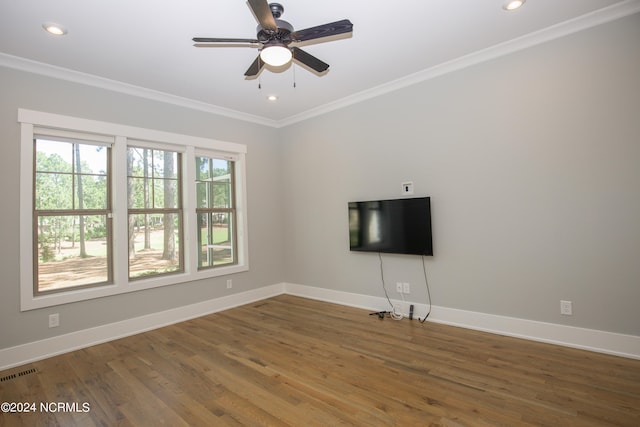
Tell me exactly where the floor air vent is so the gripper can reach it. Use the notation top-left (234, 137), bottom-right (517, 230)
top-left (0, 368), bottom-right (37, 382)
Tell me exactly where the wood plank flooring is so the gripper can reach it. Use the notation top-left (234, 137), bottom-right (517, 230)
top-left (1, 295), bottom-right (639, 426)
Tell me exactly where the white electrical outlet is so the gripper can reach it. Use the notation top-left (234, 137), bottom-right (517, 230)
top-left (226, 279), bottom-right (233, 289)
top-left (403, 283), bottom-right (410, 294)
top-left (396, 282), bottom-right (403, 293)
top-left (560, 300), bottom-right (573, 316)
top-left (49, 313), bottom-right (60, 328)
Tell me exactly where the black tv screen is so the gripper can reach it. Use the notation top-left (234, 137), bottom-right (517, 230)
top-left (348, 197), bottom-right (433, 256)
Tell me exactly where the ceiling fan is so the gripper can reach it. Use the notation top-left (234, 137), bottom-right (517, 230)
top-left (193, 0), bottom-right (353, 77)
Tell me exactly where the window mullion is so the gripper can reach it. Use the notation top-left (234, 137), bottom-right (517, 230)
top-left (183, 146), bottom-right (197, 275)
top-left (113, 136), bottom-right (129, 288)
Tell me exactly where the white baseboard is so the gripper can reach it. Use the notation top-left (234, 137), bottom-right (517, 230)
top-left (2, 282), bottom-right (638, 371)
top-left (284, 282), bottom-right (640, 360)
top-left (0, 284), bottom-right (286, 371)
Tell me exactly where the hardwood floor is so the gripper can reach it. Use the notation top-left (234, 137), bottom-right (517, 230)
top-left (1, 295), bottom-right (639, 426)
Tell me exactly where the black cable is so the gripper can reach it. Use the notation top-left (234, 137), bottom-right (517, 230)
top-left (378, 252), bottom-right (394, 310)
top-left (369, 310), bottom-right (390, 319)
top-left (419, 255), bottom-right (432, 323)
top-left (377, 252), bottom-right (430, 323)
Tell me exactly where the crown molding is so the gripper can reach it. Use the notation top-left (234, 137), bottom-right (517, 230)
top-left (0, 53), bottom-right (280, 128)
top-left (2, 0), bottom-right (638, 129)
top-left (279, 0), bottom-right (640, 127)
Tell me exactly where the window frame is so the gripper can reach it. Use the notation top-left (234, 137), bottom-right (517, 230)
top-left (195, 154), bottom-right (238, 270)
top-left (127, 145), bottom-right (184, 280)
top-left (32, 137), bottom-right (114, 295)
top-left (19, 109), bottom-right (249, 311)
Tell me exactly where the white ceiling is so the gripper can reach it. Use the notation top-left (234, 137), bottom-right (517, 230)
top-left (1, 0), bottom-right (638, 127)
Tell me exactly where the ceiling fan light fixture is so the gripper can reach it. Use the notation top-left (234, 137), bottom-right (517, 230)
top-left (503, 0), bottom-right (525, 11)
top-left (260, 45), bottom-right (292, 67)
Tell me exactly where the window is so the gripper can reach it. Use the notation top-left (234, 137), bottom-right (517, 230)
top-left (19, 109), bottom-right (249, 311)
top-left (196, 156), bottom-right (236, 269)
top-left (33, 138), bottom-right (112, 294)
top-left (127, 147), bottom-right (183, 278)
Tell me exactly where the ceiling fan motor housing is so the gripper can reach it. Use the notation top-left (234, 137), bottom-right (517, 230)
top-left (256, 19), bottom-right (294, 44)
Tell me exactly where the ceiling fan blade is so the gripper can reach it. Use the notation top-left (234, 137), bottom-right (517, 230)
top-left (193, 37), bottom-right (260, 44)
top-left (292, 47), bottom-right (329, 73)
top-left (244, 55), bottom-right (265, 77)
top-left (248, 0), bottom-right (277, 32)
top-left (292, 19), bottom-right (353, 43)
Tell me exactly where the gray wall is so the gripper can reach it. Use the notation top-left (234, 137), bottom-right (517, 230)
top-left (280, 13), bottom-right (640, 336)
top-left (1, 12), bottom-right (639, 353)
top-left (0, 67), bottom-right (285, 349)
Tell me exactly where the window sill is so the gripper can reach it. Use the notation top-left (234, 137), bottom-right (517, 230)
top-left (21, 263), bottom-right (249, 311)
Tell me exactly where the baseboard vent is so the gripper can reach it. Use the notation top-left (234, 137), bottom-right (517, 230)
top-left (0, 368), bottom-right (37, 382)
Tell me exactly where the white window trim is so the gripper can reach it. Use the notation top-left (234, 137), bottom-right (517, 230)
top-left (19, 109), bottom-right (249, 311)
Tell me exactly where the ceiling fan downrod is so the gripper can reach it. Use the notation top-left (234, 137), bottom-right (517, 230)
top-left (269, 3), bottom-right (284, 18)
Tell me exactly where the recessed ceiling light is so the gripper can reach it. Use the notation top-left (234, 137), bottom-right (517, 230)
top-left (42, 23), bottom-right (68, 36)
top-left (267, 95), bottom-right (278, 102)
top-left (503, 0), bottom-right (525, 11)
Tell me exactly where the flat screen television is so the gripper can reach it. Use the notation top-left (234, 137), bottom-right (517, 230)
top-left (348, 197), bottom-right (433, 256)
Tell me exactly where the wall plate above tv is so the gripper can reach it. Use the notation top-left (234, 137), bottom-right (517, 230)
top-left (348, 197), bottom-right (433, 256)
top-left (401, 181), bottom-right (414, 195)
